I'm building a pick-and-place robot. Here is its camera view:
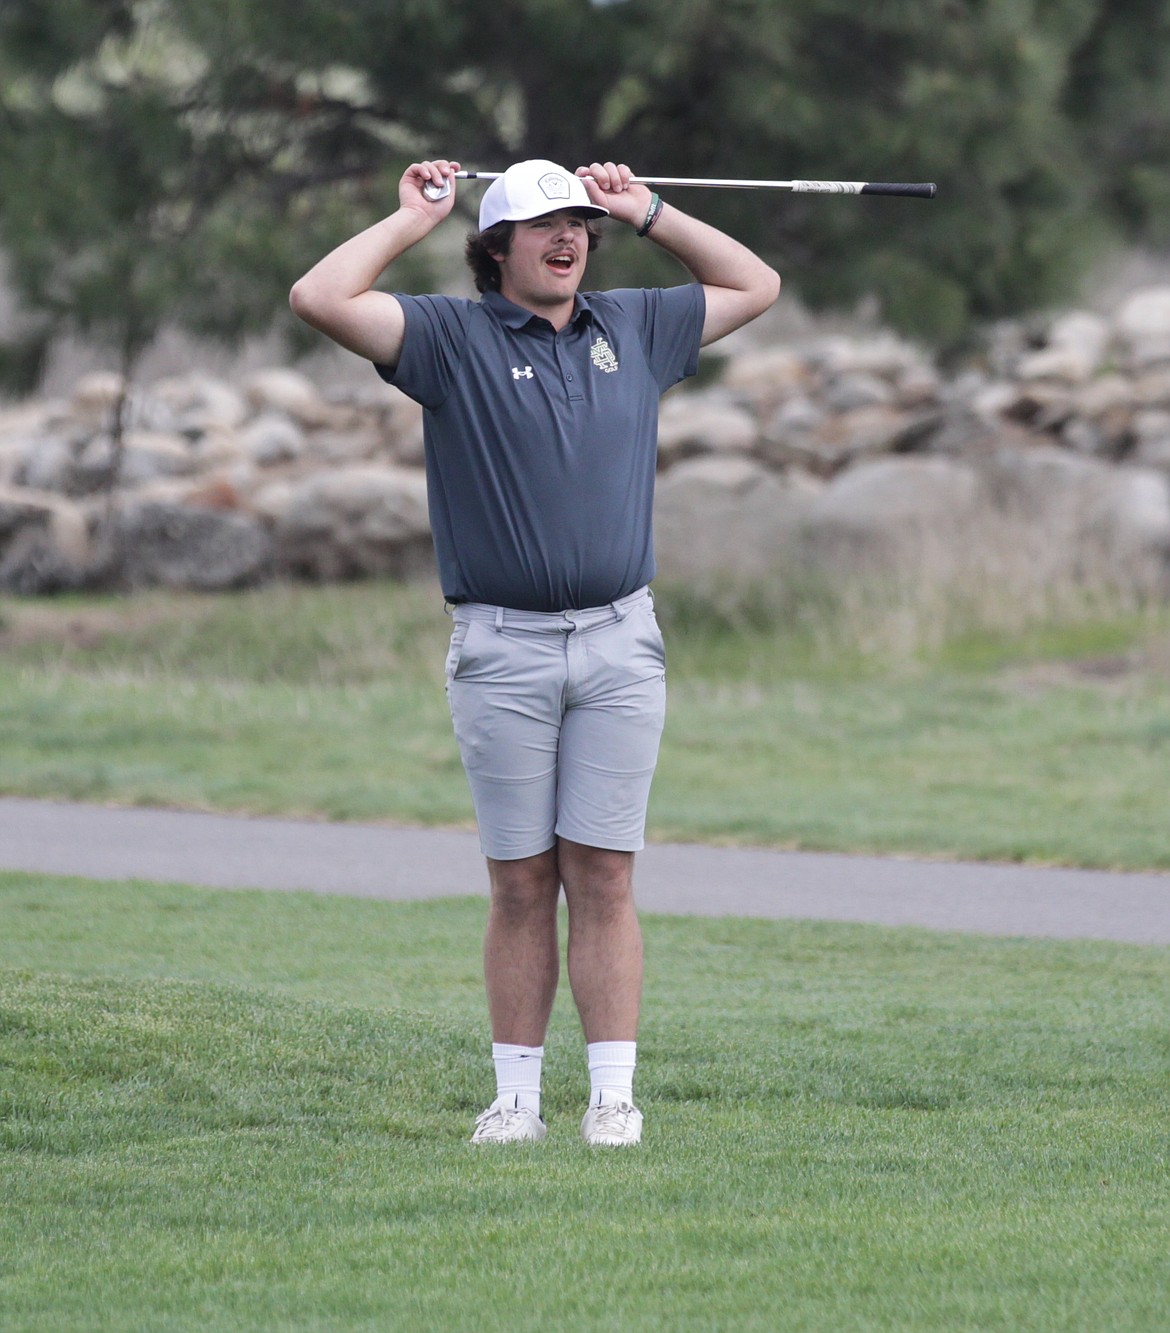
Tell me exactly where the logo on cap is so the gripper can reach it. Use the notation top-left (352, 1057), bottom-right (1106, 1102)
top-left (537, 172), bottom-right (572, 201)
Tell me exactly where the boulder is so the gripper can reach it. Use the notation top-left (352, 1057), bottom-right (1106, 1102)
top-left (68, 373), bottom-right (176, 433)
top-left (653, 456), bottom-right (820, 585)
top-left (822, 371), bottom-right (895, 413)
top-left (1132, 368), bottom-right (1170, 408)
top-left (1078, 467), bottom-right (1170, 596)
top-left (961, 378), bottom-right (1017, 418)
top-left (0, 440), bottom-right (21, 486)
top-left (1072, 373), bottom-right (1133, 418)
top-left (0, 400), bottom-right (58, 444)
top-left (114, 500), bottom-right (275, 590)
top-left (1016, 345), bottom-right (1098, 385)
top-left (756, 396), bottom-right (828, 470)
top-left (70, 371), bottom-right (126, 424)
top-left (999, 380), bottom-right (1077, 431)
top-left (175, 475), bottom-right (250, 512)
top-left (895, 408), bottom-right (1015, 459)
top-left (72, 430), bottom-right (196, 494)
top-left (189, 429), bottom-right (251, 473)
top-left (802, 456), bottom-right (987, 573)
top-left (978, 446), bottom-right (1170, 595)
top-left (249, 479), bottom-right (297, 527)
top-left (303, 427), bottom-right (388, 467)
top-left (1060, 417), bottom-right (1111, 457)
top-left (762, 405), bottom-right (916, 476)
top-left (719, 346), bottom-right (809, 415)
top-left (1114, 287), bottom-right (1170, 369)
top-left (1129, 410), bottom-right (1170, 473)
top-left (804, 333), bottom-right (926, 381)
top-left (0, 485), bottom-right (97, 594)
top-left (242, 368), bottom-right (333, 427)
top-left (152, 373), bottom-right (250, 435)
top-left (14, 432), bottom-right (84, 493)
top-left (271, 465), bottom-right (432, 581)
top-left (894, 363), bottom-right (942, 408)
top-left (657, 392), bottom-right (759, 469)
top-left (1016, 311), bottom-right (1110, 383)
top-left (241, 412), bottom-right (305, 466)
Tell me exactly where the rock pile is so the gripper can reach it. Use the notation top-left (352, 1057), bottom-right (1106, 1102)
top-left (2, 287), bottom-right (1170, 598)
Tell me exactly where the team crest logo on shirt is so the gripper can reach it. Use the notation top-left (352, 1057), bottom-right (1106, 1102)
top-left (590, 336), bottom-right (619, 373)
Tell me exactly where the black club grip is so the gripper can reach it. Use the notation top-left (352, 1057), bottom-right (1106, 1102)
top-left (860, 182), bottom-right (937, 198)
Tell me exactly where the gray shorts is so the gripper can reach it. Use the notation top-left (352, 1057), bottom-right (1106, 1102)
top-left (445, 587), bottom-right (667, 861)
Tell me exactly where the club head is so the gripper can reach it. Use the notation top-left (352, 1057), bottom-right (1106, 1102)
top-left (422, 178), bottom-right (452, 203)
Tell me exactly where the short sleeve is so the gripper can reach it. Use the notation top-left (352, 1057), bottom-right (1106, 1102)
top-left (373, 295), bottom-right (474, 410)
top-left (593, 285), bottom-right (705, 393)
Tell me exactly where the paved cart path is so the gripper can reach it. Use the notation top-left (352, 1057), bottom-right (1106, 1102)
top-left (1, 797), bottom-right (1168, 945)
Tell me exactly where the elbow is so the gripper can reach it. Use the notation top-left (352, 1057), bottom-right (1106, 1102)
top-left (736, 266), bottom-right (781, 328)
top-left (290, 277), bottom-right (341, 331)
top-left (289, 278), bottom-right (338, 335)
top-left (288, 278), bottom-right (316, 323)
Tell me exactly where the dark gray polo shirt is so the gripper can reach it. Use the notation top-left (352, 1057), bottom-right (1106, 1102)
top-left (375, 284), bottom-right (705, 611)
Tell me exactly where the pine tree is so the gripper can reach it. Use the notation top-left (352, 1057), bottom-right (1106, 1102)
top-left (2, 0), bottom-right (1167, 377)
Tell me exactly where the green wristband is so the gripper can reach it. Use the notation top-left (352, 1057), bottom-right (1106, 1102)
top-left (636, 192), bottom-right (663, 237)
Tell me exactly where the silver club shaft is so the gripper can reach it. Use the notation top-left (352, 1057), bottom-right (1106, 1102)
top-left (422, 173), bottom-right (936, 201)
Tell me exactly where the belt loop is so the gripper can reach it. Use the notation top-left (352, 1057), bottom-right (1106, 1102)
top-left (611, 590), bottom-right (634, 621)
top-left (495, 605), bottom-right (504, 632)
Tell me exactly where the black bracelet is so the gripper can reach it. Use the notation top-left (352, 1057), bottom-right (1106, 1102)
top-left (636, 192), bottom-right (663, 237)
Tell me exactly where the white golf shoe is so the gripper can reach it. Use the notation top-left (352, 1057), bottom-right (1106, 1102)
top-left (580, 1097), bottom-right (643, 1147)
top-left (470, 1096), bottom-right (547, 1144)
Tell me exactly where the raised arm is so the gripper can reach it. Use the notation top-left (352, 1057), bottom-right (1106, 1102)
top-left (578, 162), bottom-right (780, 346)
top-left (288, 159), bottom-right (461, 368)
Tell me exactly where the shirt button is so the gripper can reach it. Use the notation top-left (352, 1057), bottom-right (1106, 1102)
top-left (566, 374), bottom-right (574, 381)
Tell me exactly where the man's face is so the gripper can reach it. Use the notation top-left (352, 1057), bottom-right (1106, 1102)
top-left (492, 209), bottom-right (591, 314)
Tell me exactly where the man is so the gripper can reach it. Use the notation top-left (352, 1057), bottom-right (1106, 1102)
top-left (290, 156), bottom-right (779, 1146)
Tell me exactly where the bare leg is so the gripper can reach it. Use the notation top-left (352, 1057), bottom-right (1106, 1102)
top-left (483, 848), bottom-right (561, 1046)
top-left (559, 837), bottom-right (643, 1043)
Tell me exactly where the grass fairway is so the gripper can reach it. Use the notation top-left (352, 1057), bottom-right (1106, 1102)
top-left (1, 581), bottom-right (1170, 868)
top-left (2, 873), bottom-right (1169, 1331)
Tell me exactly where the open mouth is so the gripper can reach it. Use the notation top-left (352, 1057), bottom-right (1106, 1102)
top-left (545, 253), bottom-right (576, 274)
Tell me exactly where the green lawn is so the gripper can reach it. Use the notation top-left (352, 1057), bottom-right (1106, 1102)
top-left (1, 580), bottom-right (1169, 867)
top-left (2, 872), bottom-right (1169, 1331)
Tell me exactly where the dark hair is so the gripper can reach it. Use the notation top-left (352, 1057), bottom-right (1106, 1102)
top-left (464, 214), bottom-right (604, 294)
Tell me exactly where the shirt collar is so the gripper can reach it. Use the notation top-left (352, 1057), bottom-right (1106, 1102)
top-left (482, 289), bottom-right (596, 330)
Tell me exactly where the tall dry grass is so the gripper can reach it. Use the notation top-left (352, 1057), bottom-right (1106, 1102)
top-left (657, 505), bottom-right (1170, 669)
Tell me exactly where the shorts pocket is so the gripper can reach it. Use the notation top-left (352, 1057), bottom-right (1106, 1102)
top-left (445, 620), bottom-right (473, 680)
top-left (636, 602), bottom-right (666, 671)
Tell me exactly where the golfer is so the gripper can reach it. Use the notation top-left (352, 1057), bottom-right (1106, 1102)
top-left (290, 157), bottom-right (779, 1145)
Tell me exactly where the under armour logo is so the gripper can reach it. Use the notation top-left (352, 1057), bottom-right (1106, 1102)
top-left (512, 366), bottom-right (534, 380)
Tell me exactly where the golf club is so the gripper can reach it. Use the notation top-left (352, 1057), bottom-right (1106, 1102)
top-left (423, 173), bottom-right (936, 201)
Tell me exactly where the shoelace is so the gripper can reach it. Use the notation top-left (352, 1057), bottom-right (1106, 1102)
top-left (590, 1101), bottom-right (636, 1128)
top-left (474, 1105), bottom-right (531, 1139)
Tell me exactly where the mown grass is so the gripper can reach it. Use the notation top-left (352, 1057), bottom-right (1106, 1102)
top-left (2, 872), bottom-right (1168, 1331)
top-left (1, 578), bottom-right (1169, 866)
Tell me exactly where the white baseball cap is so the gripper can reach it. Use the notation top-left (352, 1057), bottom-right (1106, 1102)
top-left (478, 159), bottom-right (609, 231)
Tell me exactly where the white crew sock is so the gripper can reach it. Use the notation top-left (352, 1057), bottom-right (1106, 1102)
top-left (492, 1043), bottom-right (543, 1115)
top-left (587, 1041), bottom-right (637, 1107)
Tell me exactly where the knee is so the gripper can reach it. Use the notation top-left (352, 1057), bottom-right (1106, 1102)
top-left (560, 843), bottom-right (635, 919)
top-left (488, 852), bottom-right (560, 918)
